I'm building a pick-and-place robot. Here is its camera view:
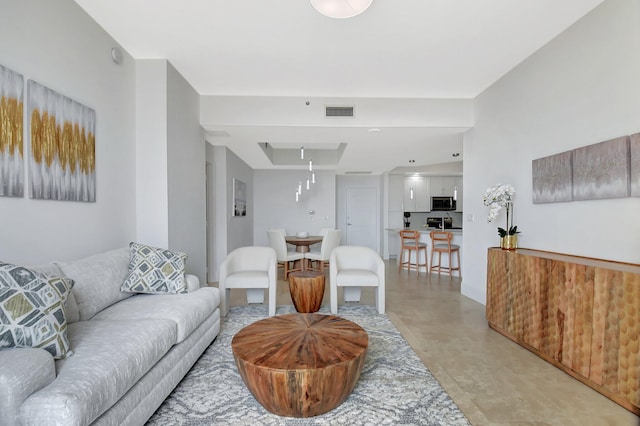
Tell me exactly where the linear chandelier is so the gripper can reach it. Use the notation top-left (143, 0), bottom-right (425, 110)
top-left (296, 146), bottom-right (316, 202)
top-left (309, 0), bottom-right (373, 19)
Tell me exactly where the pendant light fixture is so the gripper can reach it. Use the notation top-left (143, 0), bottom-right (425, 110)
top-left (296, 146), bottom-right (318, 202)
top-left (310, 0), bottom-right (373, 19)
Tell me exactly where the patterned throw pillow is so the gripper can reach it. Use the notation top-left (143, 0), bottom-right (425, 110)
top-left (0, 263), bottom-right (74, 359)
top-left (121, 243), bottom-right (188, 294)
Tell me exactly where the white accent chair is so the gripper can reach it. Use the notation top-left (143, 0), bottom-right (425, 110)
top-left (219, 246), bottom-right (277, 317)
top-left (305, 229), bottom-right (341, 272)
top-left (329, 246), bottom-right (385, 314)
top-left (266, 230), bottom-right (304, 280)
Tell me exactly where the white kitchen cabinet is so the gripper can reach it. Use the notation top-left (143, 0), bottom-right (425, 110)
top-left (430, 176), bottom-right (457, 197)
top-left (403, 177), bottom-right (430, 212)
top-left (455, 177), bottom-right (463, 212)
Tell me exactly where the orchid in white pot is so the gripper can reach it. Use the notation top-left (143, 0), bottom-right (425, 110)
top-left (483, 184), bottom-right (520, 238)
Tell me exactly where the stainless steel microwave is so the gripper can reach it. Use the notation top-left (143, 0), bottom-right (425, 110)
top-left (431, 196), bottom-right (456, 211)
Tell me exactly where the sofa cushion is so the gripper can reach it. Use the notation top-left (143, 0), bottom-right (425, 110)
top-left (121, 243), bottom-right (188, 294)
top-left (19, 318), bottom-right (177, 426)
top-left (55, 248), bottom-right (133, 321)
top-left (28, 263), bottom-right (79, 324)
top-left (0, 262), bottom-right (74, 359)
top-left (92, 287), bottom-right (219, 343)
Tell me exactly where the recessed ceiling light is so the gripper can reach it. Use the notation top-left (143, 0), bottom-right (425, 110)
top-left (310, 0), bottom-right (374, 19)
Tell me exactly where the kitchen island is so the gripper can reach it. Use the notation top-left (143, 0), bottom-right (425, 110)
top-left (387, 227), bottom-right (463, 275)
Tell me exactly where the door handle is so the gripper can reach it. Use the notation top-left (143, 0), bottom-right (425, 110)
top-left (347, 223), bottom-right (352, 226)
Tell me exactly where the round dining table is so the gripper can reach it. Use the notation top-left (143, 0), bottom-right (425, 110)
top-left (285, 235), bottom-right (323, 253)
top-left (285, 235), bottom-right (323, 271)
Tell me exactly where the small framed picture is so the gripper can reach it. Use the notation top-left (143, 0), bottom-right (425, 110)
top-left (232, 178), bottom-right (247, 217)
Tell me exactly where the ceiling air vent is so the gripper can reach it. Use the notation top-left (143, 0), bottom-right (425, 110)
top-left (325, 105), bottom-right (354, 118)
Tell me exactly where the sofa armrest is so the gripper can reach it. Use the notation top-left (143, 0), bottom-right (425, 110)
top-left (185, 274), bottom-right (201, 292)
top-left (0, 348), bottom-right (56, 426)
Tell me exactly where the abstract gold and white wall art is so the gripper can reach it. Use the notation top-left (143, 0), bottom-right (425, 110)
top-left (572, 136), bottom-right (629, 201)
top-left (28, 80), bottom-right (95, 202)
top-left (0, 64), bottom-right (24, 198)
top-left (532, 151), bottom-right (572, 204)
top-left (630, 133), bottom-right (640, 197)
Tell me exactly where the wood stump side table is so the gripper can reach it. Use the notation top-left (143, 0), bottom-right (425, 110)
top-left (288, 271), bottom-right (325, 313)
top-left (231, 313), bottom-right (368, 418)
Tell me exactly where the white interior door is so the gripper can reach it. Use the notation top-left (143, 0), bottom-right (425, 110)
top-left (345, 188), bottom-right (378, 251)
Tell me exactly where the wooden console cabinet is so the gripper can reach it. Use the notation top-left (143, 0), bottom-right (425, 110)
top-left (486, 248), bottom-right (640, 415)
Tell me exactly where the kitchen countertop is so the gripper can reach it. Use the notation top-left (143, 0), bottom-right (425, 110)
top-left (387, 227), bottom-right (463, 235)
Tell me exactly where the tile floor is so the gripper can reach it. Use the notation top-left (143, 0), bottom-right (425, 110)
top-left (220, 261), bottom-right (639, 425)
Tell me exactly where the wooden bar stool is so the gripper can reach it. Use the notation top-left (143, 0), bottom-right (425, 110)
top-left (398, 230), bottom-right (428, 274)
top-left (429, 231), bottom-right (461, 277)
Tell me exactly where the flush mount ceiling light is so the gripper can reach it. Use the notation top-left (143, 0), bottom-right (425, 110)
top-left (310, 0), bottom-right (373, 19)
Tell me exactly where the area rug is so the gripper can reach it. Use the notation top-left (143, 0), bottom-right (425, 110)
top-left (147, 305), bottom-right (470, 426)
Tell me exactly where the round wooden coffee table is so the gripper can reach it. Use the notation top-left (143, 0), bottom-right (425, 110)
top-left (231, 313), bottom-right (368, 418)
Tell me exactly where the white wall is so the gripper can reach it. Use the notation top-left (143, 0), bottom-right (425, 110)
top-left (462, 0), bottom-right (640, 304)
top-left (0, 0), bottom-right (136, 264)
top-left (253, 170), bottom-right (337, 246)
top-left (135, 60), bottom-right (207, 281)
top-left (135, 60), bottom-right (169, 248)
top-left (201, 96), bottom-right (473, 127)
top-left (167, 62), bottom-right (206, 281)
top-left (210, 145), bottom-right (227, 282)
top-left (225, 148), bottom-right (254, 253)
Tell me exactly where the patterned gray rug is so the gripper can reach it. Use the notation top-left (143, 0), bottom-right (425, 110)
top-left (147, 304), bottom-right (470, 426)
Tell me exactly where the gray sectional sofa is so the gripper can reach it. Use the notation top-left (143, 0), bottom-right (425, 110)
top-left (0, 247), bottom-right (221, 426)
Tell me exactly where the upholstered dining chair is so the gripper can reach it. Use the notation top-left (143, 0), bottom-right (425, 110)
top-left (329, 246), bottom-right (385, 314)
top-left (305, 229), bottom-right (341, 272)
top-left (266, 230), bottom-right (304, 280)
top-left (319, 228), bottom-right (334, 237)
top-left (269, 228), bottom-right (287, 238)
top-left (218, 246), bottom-right (277, 316)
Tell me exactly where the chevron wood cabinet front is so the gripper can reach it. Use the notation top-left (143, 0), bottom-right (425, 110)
top-left (486, 248), bottom-right (640, 415)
